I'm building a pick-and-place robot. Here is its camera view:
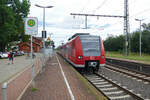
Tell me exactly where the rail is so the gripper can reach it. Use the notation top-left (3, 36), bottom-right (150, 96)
top-left (84, 73), bottom-right (145, 100)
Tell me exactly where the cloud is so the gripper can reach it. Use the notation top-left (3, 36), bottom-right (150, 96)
top-left (88, 24), bottom-right (110, 29)
top-left (29, 0), bottom-right (150, 47)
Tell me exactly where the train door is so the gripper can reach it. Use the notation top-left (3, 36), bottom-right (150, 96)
top-left (66, 45), bottom-right (69, 59)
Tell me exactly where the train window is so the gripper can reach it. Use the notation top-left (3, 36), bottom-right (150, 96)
top-left (68, 45), bottom-right (72, 56)
top-left (80, 35), bottom-right (101, 56)
top-left (71, 43), bottom-right (76, 57)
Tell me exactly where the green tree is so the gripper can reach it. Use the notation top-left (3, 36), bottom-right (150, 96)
top-left (130, 31), bottom-right (139, 52)
top-left (0, 1), bottom-right (16, 51)
top-left (142, 23), bottom-right (150, 31)
top-left (141, 23), bottom-right (150, 54)
top-left (104, 35), bottom-right (124, 52)
top-left (131, 23), bottom-right (150, 54)
top-left (11, 0), bottom-right (30, 42)
top-left (142, 30), bottom-right (150, 54)
top-left (0, 0), bottom-right (30, 51)
top-left (45, 40), bottom-right (54, 47)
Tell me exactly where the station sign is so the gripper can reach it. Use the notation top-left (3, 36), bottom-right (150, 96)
top-left (25, 17), bottom-right (38, 35)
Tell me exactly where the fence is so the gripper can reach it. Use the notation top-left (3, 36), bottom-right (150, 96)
top-left (0, 51), bottom-right (51, 100)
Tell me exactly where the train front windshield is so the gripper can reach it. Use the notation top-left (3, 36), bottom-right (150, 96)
top-left (80, 35), bottom-right (101, 56)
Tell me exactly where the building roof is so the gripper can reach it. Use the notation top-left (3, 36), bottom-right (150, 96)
top-left (33, 37), bottom-right (42, 41)
top-left (18, 41), bottom-right (40, 47)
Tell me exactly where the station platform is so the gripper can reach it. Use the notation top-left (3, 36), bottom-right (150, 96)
top-left (0, 49), bottom-right (51, 100)
top-left (20, 53), bottom-right (106, 100)
top-left (106, 57), bottom-right (150, 65)
top-left (0, 54), bottom-right (42, 83)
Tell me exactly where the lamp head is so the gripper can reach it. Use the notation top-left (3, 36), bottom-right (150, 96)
top-left (46, 6), bottom-right (53, 8)
top-left (135, 18), bottom-right (140, 21)
top-left (35, 4), bottom-right (54, 8)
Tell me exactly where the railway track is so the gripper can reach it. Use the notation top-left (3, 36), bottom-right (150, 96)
top-left (84, 73), bottom-right (144, 100)
top-left (106, 61), bottom-right (150, 84)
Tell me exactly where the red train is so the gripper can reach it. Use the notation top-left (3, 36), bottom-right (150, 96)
top-left (58, 33), bottom-right (105, 73)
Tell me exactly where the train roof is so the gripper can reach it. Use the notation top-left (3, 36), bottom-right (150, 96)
top-left (68, 33), bottom-right (90, 41)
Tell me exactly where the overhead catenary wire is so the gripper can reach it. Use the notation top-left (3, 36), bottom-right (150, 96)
top-left (105, 8), bottom-right (150, 29)
top-left (83, 0), bottom-right (149, 28)
top-left (71, 0), bottom-right (150, 34)
top-left (72, 0), bottom-right (121, 30)
top-left (76, 0), bottom-right (109, 29)
top-left (130, 8), bottom-right (150, 18)
top-left (80, 0), bottom-right (91, 13)
top-left (91, 0), bottom-right (109, 14)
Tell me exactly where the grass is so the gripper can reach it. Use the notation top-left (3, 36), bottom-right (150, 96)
top-left (32, 88), bottom-right (38, 92)
top-left (106, 51), bottom-right (150, 64)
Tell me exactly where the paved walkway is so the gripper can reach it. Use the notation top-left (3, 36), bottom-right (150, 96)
top-left (0, 54), bottom-right (43, 83)
top-left (20, 53), bottom-right (104, 100)
top-left (0, 48), bottom-right (53, 84)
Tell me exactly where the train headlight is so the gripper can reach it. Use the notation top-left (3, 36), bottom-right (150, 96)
top-left (78, 56), bottom-right (83, 59)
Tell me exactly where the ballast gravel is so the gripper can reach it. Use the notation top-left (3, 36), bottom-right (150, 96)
top-left (98, 66), bottom-right (150, 99)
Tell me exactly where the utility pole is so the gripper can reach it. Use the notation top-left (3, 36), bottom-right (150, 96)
top-left (135, 19), bottom-right (144, 57)
top-left (85, 15), bottom-right (87, 29)
top-left (35, 4), bottom-right (53, 49)
top-left (71, 0), bottom-right (130, 56)
top-left (124, 0), bottom-right (130, 56)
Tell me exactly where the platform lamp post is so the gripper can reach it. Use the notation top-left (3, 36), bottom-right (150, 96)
top-left (135, 18), bottom-right (144, 57)
top-left (35, 4), bottom-right (53, 48)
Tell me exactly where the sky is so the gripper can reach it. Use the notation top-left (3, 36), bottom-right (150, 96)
top-left (29, 0), bottom-right (150, 47)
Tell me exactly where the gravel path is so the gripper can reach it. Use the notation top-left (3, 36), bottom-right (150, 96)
top-left (99, 66), bottom-right (150, 99)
